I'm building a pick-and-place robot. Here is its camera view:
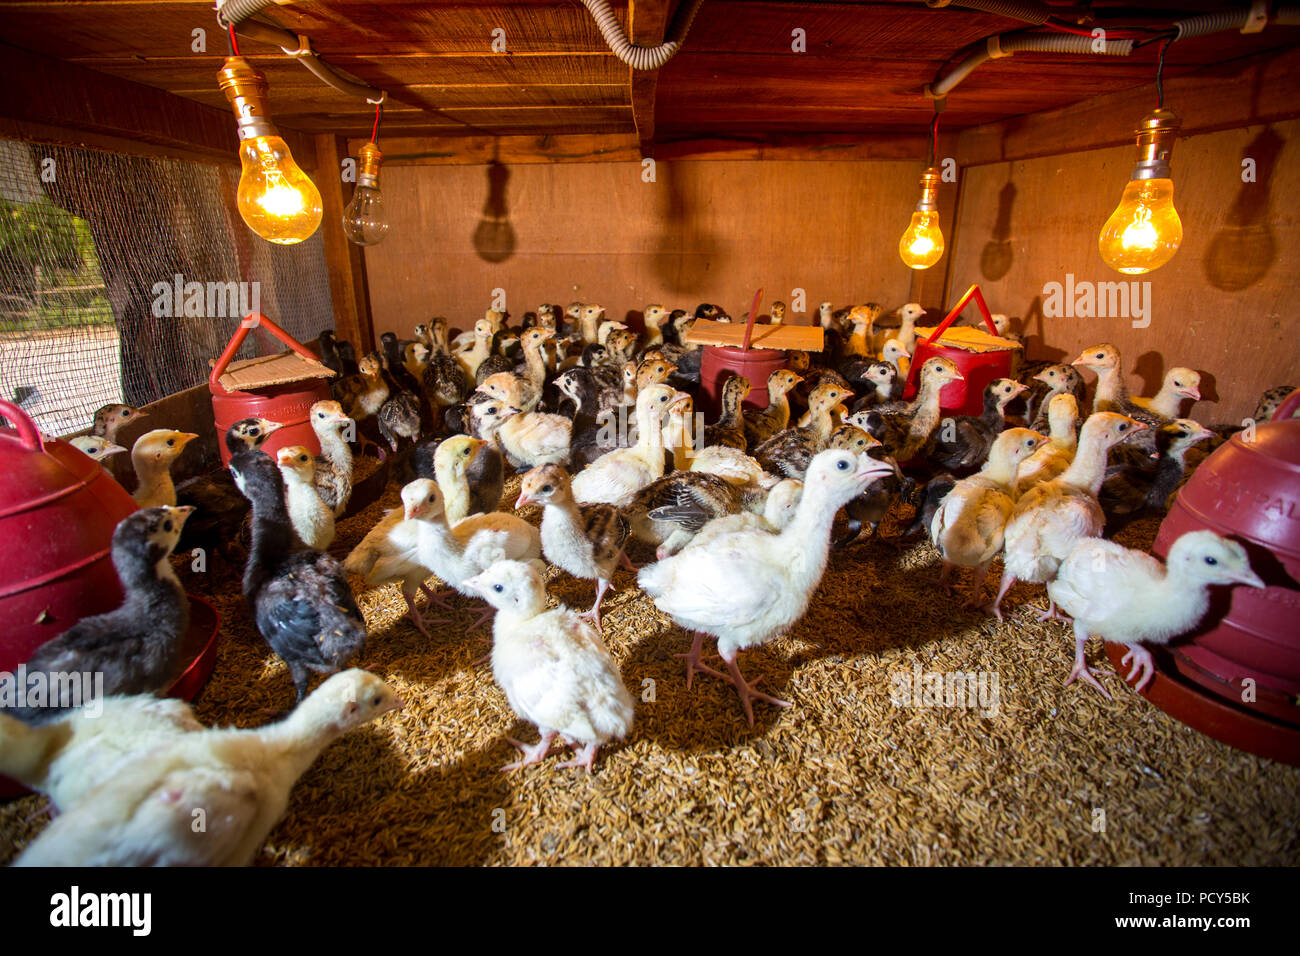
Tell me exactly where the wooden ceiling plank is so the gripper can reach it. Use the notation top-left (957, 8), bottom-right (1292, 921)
top-left (0, 40), bottom-right (313, 168)
top-left (346, 132), bottom-right (644, 164)
top-left (956, 45), bottom-right (1300, 167)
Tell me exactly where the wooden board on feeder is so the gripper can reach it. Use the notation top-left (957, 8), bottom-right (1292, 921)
top-left (915, 325), bottom-right (1023, 353)
top-left (683, 319), bottom-right (825, 352)
top-left (213, 350), bottom-right (336, 393)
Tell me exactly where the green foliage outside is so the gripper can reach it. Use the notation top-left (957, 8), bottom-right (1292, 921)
top-left (0, 198), bottom-right (114, 331)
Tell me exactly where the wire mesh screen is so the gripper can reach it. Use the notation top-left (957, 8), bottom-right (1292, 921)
top-left (0, 138), bottom-right (334, 436)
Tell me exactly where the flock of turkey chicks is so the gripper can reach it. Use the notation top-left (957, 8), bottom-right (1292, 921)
top-left (2, 298), bottom-right (1287, 866)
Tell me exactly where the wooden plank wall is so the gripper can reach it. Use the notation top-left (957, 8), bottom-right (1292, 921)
top-left (948, 117), bottom-right (1300, 425)
top-left (361, 158), bottom-right (925, 335)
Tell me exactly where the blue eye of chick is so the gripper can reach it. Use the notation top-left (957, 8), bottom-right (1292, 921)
top-left (836, 460), bottom-right (850, 471)
top-left (1204, 556), bottom-right (1218, 566)
top-left (493, 584), bottom-right (504, 593)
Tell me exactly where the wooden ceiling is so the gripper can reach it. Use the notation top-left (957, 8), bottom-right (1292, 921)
top-left (1, 0), bottom-right (1298, 151)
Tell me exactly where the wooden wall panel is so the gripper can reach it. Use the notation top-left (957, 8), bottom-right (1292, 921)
top-left (362, 158), bottom-right (924, 335)
top-left (948, 119), bottom-right (1300, 425)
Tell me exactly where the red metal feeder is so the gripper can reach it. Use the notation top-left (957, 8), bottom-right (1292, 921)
top-left (1109, 387), bottom-right (1300, 765)
top-left (210, 312), bottom-right (335, 467)
top-left (1, 402), bottom-right (225, 797)
top-left (0, 400), bottom-right (138, 680)
top-left (688, 289), bottom-right (825, 419)
top-left (903, 285), bottom-right (1021, 417)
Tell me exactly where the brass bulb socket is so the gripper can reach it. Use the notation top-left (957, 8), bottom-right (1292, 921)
top-left (915, 167), bottom-right (941, 212)
top-left (356, 142), bottom-right (384, 187)
top-left (1130, 108), bottom-right (1180, 181)
top-left (217, 56), bottom-right (278, 142)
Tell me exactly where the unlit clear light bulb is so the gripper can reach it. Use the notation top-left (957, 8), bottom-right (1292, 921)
top-left (1098, 178), bottom-right (1182, 275)
top-left (343, 183), bottom-right (388, 245)
top-left (899, 210), bottom-right (945, 270)
top-left (342, 142), bottom-right (389, 246)
top-left (237, 136), bottom-right (323, 244)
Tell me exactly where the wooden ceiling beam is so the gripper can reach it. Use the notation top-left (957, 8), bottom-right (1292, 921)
top-left (0, 42), bottom-right (314, 169)
top-left (628, 0), bottom-right (673, 156)
top-left (955, 44), bottom-right (1300, 167)
top-left (352, 130), bottom-right (931, 164)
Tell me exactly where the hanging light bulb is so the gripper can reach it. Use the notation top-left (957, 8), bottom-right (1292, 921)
top-left (1099, 108), bottom-right (1183, 275)
top-left (342, 142), bottom-right (389, 246)
top-left (899, 167), bottom-right (945, 270)
top-left (218, 56), bottom-right (323, 245)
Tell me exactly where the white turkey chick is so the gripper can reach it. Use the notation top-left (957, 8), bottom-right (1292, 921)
top-left (463, 560), bottom-right (633, 773)
top-left (571, 384), bottom-right (686, 506)
top-left (470, 400), bottom-right (571, 471)
top-left (410, 480), bottom-right (542, 631)
top-left (1047, 531), bottom-right (1264, 698)
top-left (275, 445), bottom-right (335, 550)
top-left (1015, 392), bottom-right (1080, 495)
top-left (516, 464), bottom-right (631, 633)
top-left (638, 449), bottom-right (896, 726)
top-left (1130, 367), bottom-right (1201, 420)
top-left (988, 412), bottom-right (1145, 621)
top-left (930, 428), bottom-right (1044, 607)
top-left (12, 670), bottom-right (401, 866)
top-left (345, 479), bottom-right (455, 638)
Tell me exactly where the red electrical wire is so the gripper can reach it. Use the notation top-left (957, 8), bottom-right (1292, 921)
top-left (370, 101), bottom-right (383, 143)
top-left (929, 112), bottom-right (940, 167)
top-left (228, 22), bottom-right (240, 56)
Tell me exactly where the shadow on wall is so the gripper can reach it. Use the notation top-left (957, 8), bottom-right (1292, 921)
top-left (1203, 125), bottom-right (1282, 292)
top-left (651, 162), bottom-right (728, 295)
top-left (980, 178), bottom-right (1016, 282)
top-left (472, 160), bottom-right (516, 263)
top-left (1019, 294), bottom-right (1068, 365)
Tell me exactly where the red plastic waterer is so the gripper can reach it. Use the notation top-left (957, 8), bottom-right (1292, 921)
top-left (903, 284), bottom-right (1017, 417)
top-left (698, 288), bottom-right (788, 419)
top-left (210, 313), bottom-right (333, 467)
top-left (1110, 388), bottom-right (1300, 765)
top-left (0, 401), bottom-right (140, 795)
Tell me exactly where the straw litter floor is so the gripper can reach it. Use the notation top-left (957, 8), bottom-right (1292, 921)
top-left (2, 473), bottom-right (1297, 866)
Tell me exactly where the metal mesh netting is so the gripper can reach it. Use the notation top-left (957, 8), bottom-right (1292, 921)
top-left (0, 138), bottom-right (334, 436)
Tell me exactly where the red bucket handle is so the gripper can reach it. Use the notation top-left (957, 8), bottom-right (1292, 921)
top-left (923, 284), bottom-right (999, 346)
top-left (1276, 387), bottom-right (1300, 423)
top-left (0, 398), bottom-right (44, 453)
top-left (209, 313), bottom-right (323, 397)
top-left (741, 287), bottom-right (765, 352)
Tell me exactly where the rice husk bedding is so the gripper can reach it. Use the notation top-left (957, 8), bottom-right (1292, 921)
top-left (2, 473), bottom-right (1296, 866)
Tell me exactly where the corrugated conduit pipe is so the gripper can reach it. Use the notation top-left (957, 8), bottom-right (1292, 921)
top-left (580, 0), bottom-right (706, 71)
top-left (927, 5), bottom-right (1300, 99)
top-left (218, 0), bottom-right (707, 73)
top-left (929, 32), bottom-right (1134, 99)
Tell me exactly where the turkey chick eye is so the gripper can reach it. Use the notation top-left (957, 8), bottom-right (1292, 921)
top-left (167, 439), bottom-right (175, 446)
top-left (1204, 556), bottom-right (1218, 566)
top-left (836, 460), bottom-right (850, 471)
top-left (1118, 424), bottom-right (1128, 432)
top-left (371, 695), bottom-right (382, 706)
top-left (493, 584), bottom-right (504, 593)
top-left (541, 485), bottom-right (553, 493)
top-left (163, 520), bottom-right (173, 532)
top-left (1174, 381), bottom-right (1182, 387)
